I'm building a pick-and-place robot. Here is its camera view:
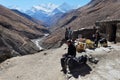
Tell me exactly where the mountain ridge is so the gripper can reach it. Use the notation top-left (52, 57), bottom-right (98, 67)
top-left (11, 9), bottom-right (46, 26)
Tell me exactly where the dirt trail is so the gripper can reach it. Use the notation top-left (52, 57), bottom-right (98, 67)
top-left (0, 43), bottom-right (120, 80)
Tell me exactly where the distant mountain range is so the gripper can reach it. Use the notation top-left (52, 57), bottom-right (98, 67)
top-left (11, 9), bottom-right (45, 26)
top-left (24, 3), bottom-right (78, 26)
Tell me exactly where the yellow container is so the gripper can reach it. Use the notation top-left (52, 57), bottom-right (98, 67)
top-left (85, 39), bottom-right (95, 49)
top-left (76, 42), bottom-right (85, 52)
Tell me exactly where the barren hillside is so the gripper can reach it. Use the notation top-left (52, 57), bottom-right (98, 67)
top-left (0, 5), bottom-right (49, 62)
top-left (0, 5), bottom-right (49, 39)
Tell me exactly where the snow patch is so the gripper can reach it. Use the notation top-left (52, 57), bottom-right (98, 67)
top-left (32, 3), bottom-right (58, 13)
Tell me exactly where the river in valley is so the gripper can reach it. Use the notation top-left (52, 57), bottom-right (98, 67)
top-left (31, 34), bottom-right (49, 50)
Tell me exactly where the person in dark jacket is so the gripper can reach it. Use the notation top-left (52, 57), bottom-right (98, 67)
top-left (65, 28), bottom-right (69, 41)
top-left (67, 40), bottom-right (76, 57)
top-left (60, 40), bottom-right (76, 74)
top-left (68, 27), bottom-right (73, 40)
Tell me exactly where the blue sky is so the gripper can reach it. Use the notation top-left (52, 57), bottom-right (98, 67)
top-left (0, 0), bottom-right (91, 10)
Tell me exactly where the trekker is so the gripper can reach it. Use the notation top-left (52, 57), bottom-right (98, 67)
top-left (94, 30), bottom-right (101, 47)
top-left (68, 27), bottom-right (73, 40)
top-left (60, 40), bottom-right (76, 74)
top-left (65, 28), bottom-right (69, 41)
top-left (92, 26), bottom-right (97, 41)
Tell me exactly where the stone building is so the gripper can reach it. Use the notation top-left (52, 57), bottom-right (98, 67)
top-left (95, 19), bottom-right (120, 43)
top-left (72, 28), bottom-right (96, 40)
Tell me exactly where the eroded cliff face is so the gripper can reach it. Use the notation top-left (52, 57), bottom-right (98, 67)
top-left (42, 0), bottom-right (120, 49)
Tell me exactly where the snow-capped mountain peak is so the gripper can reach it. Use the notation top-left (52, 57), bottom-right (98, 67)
top-left (23, 2), bottom-right (79, 26)
top-left (32, 3), bottom-right (58, 13)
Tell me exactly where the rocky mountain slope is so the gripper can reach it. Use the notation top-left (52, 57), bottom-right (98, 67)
top-left (42, 0), bottom-right (120, 49)
top-left (0, 5), bottom-right (49, 62)
top-left (12, 9), bottom-right (46, 27)
top-left (0, 43), bottom-right (120, 80)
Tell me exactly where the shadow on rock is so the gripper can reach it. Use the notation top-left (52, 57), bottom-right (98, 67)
top-left (69, 63), bottom-right (92, 78)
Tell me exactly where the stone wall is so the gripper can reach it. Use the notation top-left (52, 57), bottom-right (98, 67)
top-left (72, 28), bottom-right (96, 40)
top-left (116, 24), bottom-right (120, 42)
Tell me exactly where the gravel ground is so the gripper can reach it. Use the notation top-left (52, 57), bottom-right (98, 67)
top-left (0, 43), bottom-right (120, 80)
